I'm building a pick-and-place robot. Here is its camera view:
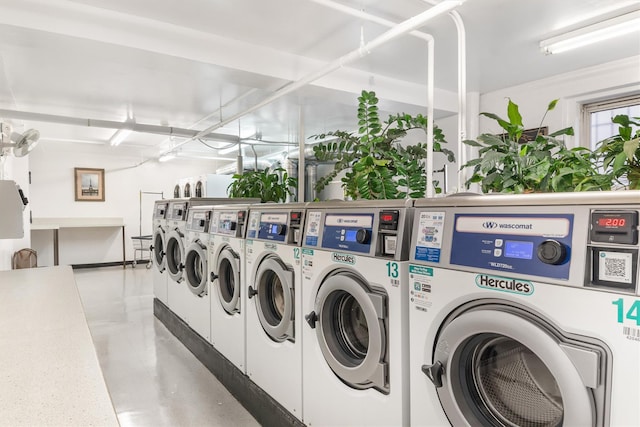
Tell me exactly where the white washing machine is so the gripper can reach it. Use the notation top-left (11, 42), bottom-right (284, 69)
top-left (151, 199), bottom-right (170, 305)
top-left (193, 174), bottom-right (234, 198)
top-left (245, 203), bottom-right (306, 421)
top-left (183, 205), bottom-right (213, 341)
top-left (409, 191), bottom-right (640, 426)
top-left (167, 198), bottom-right (260, 322)
top-left (301, 200), bottom-right (414, 427)
top-left (208, 204), bottom-right (251, 372)
top-left (165, 199), bottom-right (190, 320)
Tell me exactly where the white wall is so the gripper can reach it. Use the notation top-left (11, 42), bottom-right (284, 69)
top-left (28, 142), bottom-right (227, 266)
top-left (478, 56), bottom-right (640, 146)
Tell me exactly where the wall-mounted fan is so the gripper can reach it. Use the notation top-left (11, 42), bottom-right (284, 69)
top-left (0, 124), bottom-right (40, 157)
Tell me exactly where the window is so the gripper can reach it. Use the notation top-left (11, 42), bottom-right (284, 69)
top-left (583, 95), bottom-right (640, 150)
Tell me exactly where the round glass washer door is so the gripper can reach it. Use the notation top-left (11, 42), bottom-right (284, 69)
top-left (253, 255), bottom-right (294, 342)
top-left (313, 270), bottom-right (388, 393)
top-left (165, 229), bottom-right (185, 282)
top-left (152, 226), bottom-right (166, 273)
top-left (431, 308), bottom-right (596, 427)
top-left (184, 240), bottom-right (208, 296)
top-left (214, 245), bottom-right (241, 314)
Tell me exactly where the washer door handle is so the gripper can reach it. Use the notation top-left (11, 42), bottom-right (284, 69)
top-left (210, 272), bottom-right (218, 282)
top-left (422, 361), bottom-right (444, 388)
top-left (305, 311), bottom-right (317, 329)
top-left (247, 285), bottom-right (258, 299)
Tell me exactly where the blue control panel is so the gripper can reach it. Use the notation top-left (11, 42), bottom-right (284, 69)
top-left (321, 213), bottom-right (374, 254)
top-left (450, 213), bottom-right (573, 280)
top-left (256, 213), bottom-right (288, 242)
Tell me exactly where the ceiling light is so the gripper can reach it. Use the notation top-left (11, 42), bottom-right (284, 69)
top-left (109, 128), bottom-right (132, 146)
top-left (540, 10), bottom-right (640, 55)
top-left (158, 152), bottom-right (176, 162)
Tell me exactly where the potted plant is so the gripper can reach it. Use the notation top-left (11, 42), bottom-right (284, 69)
top-left (462, 99), bottom-right (608, 193)
top-left (595, 114), bottom-right (640, 190)
top-left (227, 167), bottom-right (297, 202)
top-left (311, 90), bottom-right (454, 200)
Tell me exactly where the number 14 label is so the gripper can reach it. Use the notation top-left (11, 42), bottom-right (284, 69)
top-left (612, 298), bottom-right (640, 326)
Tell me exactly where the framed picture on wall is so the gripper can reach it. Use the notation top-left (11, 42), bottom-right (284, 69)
top-left (74, 167), bottom-right (105, 202)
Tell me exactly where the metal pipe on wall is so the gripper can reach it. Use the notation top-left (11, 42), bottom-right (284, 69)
top-left (159, 0), bottom-right (465, 158)
top-left (0, 108), bottom-right (239, 143)
top-left (310, 0), bottom-right (437, 197)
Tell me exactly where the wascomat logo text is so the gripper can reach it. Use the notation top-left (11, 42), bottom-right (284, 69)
top-left (475, 274), bottom-right (534, 295)
top-left (332, 252), bottom-right (355, 265)
top-left (482, 221), bottom-right (533, 230)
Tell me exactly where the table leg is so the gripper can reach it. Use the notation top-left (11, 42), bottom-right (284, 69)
top-left (53, 229), bottom-right (59, 266)
top-left (122, 225), bottom-right (126, 269)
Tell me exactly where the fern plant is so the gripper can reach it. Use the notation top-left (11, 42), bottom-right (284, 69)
top-left (311, 90), bottom-right (454, 200)
top-left (227, 167), bottom-right (297, 202)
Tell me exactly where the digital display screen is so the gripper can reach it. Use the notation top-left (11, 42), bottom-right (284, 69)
top-left (504, 240), bottom-right (534, 260)
top-left (597, 217), bottom-right (626, 227)
top-left (270, 224), bottom-right (278, 234)
top-left (345, 230), bottom-right (358, 242)
top-left (381, 214), bottom-right (394, 222)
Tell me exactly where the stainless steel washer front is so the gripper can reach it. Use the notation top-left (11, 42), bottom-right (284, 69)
top-left (311, 269), bottom-right (388, 393)
top-left (166, 228), bottom-right (185, 282)
top-left (251, 255), bottom-right (294, 343)
top-left (185, 240), bottom-right (208, 296)
top-left (213, 245), bottom-right (241, 314)
top-left (425, 304), bottom-right (606, 427)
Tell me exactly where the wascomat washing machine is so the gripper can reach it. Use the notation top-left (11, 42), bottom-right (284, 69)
top-left (165, 199), bottom-right (190, 319)
top-left (409, 191), bottom-right (640, 427)
top-left (301, 200), bottom-right (414, 426)
top-left (165, 197), bottom-right (241, 321)
top-left (182, 205), bottom-right (213, 341)
top-left (245, 203), bottom-right (307, 421)
top-left (151, 200), bottom-right (170, 305)
top-left (208, 204), bottom-right (251, 372)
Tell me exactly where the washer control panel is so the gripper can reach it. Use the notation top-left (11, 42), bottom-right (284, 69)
top-left (450, 213), bottom-right (574, 280)
top-left (167, 201), bottom-right (188, 221)
top-left (153, 202), bottom-right (169, 219)
top-left (321, 213), bottom-right (374, 254)
top-left (247, 209), bottom-right (306, 245)
top-left (186, 208), bottom-right (210, 232)
top-left (210, 209), bottom-right (247, 238)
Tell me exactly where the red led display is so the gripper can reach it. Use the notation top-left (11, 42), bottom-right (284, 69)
top-left (597, 217), bottom-right (626, 227)
top-left (381, 214), bottom-right (394, 222)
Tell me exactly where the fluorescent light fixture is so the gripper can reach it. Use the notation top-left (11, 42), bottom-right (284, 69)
top-left (158, 152), bottom-right (176, 162)
top-left (109, 128), bottom-right (132, 146)
top-left (540, 10), bottom-right (640, 55)
top-left (218, 144), bottom-right (241, 155)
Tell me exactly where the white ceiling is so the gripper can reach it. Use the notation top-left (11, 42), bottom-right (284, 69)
top-left (0, 0), bottom-right (638, 167)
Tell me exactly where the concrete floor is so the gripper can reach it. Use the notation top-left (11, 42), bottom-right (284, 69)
top-left (74, 265), bottom-right (260, 427)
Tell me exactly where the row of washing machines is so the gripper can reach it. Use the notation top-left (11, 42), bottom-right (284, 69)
top-left (151, 192), bottom-right (640, 426)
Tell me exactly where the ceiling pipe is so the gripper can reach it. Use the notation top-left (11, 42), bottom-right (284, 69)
top-left (310, 0), bottom-right (437, 197)
top-left (159, 0), bottom-right (465, 158)
top-left (421, 0), bottom-right (468, 192)
top-left (449, 10), bottom-right (468, 191)
top-left (0, 108), bottom-right (239, 143)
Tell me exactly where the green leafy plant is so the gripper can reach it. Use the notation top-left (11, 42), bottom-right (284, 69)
top-left (595, 114), bottom-right (640, 190)
top-left (227, 167), bottom-right (297, 202)
top-left (463, 99), bottom-right (608, 193)
top-left (311, 90), bottom-right (454, 200)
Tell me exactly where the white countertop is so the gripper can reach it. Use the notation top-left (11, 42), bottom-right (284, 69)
top-left (0, 266), bottom-right (119, 426)
top-left (31, 217), bottom-right (124, 229)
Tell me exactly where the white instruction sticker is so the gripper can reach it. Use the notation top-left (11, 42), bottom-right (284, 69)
top-left (417, 211), bottom-right (445, 248)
